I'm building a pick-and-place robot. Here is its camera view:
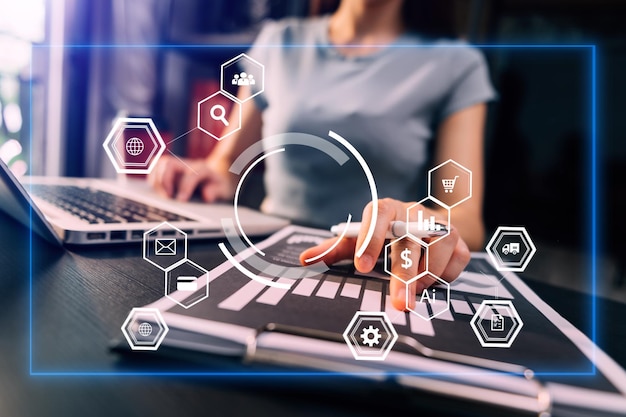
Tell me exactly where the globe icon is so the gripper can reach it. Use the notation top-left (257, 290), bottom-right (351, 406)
top-left (125, 137), bottom-right (145, 156)
top-left (138, 322), bottom-right (153, 337)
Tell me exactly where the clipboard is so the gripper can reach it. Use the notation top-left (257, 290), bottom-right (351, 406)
top-left (112, 225), bottom-right (626, 417)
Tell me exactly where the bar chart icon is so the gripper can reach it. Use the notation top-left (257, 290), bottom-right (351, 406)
top-left (417, 209), bottom-right (443, 231)
top-left (406, 198), bottom-right (450, 246)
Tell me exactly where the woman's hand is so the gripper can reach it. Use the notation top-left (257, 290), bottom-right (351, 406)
top-left (299, 198), bottom-right (470, 311)
top-left (147, 155), bottom-right (235, 202)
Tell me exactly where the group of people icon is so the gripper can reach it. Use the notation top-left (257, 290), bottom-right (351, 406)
top-left (231, 72), bottom-right (256, 86)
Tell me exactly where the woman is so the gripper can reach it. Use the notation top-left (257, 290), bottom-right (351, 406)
top-left (149, 0), bottom-right (495, 311)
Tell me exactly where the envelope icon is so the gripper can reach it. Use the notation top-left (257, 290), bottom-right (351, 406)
top-left (155, 238), bottom-right (176, 256)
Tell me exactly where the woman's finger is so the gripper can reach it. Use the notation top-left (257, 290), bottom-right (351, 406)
top-left (422, 226), bottom-right (470, 284)
top-left (299, 237), bottom-right (357, 266)
top-left (439, 235), bottom-right (471, 282)
top-left (201, 182), bottom-right (219, 203)
top-left (175, 170), bottom-right (202, 201)
top-left (159, 157), bottom-right (182, 198)
top-left (388, 242), bottom-right (425, 311)
top-left (147, 156), bottom-right (170, 195)
top-left (424, 226), bottom-right (460, 279)
top-left (354, 198), bottom-right (404, 272)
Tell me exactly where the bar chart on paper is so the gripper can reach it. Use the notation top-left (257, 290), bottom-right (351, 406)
top-left (162, 225), bottom-right (524, 349)
top-left (212, 249), bottom-right (515, 340)
top-left (161, 226), bottom-right (605, 379)
top-left (154, 226), bottom-right (619, 395)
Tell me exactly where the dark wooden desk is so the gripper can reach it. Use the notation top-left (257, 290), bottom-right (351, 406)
top-left (1, 211), bottom-right (624, 417)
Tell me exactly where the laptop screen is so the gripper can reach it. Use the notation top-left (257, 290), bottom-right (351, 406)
top-left (0, 159), bottom-right (62, 246)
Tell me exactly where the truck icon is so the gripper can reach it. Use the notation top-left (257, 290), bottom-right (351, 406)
top-left (501, 243), bottom-right (520, 255)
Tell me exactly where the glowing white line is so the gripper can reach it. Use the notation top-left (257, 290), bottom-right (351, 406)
top-left (218, 242), bottom-right (292, 289)
top-left (327, 131), bottom-right (378, 258)
top-left (304, 214), bottom-right (352, 264)
top-left (234, 147), bottom-right (286, 256)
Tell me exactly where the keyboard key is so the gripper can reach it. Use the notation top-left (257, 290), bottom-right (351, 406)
top-left (29, 184), bottom-right (193, 225)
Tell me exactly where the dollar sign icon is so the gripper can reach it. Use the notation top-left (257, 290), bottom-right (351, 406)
top-left (401, 248), bottom-right (412, 269)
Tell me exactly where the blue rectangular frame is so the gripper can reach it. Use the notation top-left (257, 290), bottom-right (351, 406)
top-left (29, 44), bottom-right (597, 376)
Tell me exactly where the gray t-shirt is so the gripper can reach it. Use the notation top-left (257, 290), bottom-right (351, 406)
top-left (244, 17), bottom-right (496, 228)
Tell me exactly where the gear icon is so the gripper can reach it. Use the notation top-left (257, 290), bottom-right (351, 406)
top-left (360, 325), bottom-right (382, 347)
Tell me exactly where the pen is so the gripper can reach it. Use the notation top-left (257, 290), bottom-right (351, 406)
top-left (330, 221), bottom-right (449, 239)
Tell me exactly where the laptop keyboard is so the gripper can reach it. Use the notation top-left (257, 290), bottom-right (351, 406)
top-left (29, 184), bottom-right (193, 224)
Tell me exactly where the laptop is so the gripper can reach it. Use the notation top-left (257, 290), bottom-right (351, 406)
top-left (0, 158), bottom-right (289, 246)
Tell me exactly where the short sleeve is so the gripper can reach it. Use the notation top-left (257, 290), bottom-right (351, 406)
top-left (239, 20), bottom-right (279, 110)
top-left (439, 49), bottom-right (497, 119)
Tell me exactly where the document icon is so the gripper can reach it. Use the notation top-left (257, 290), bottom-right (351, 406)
top-left (491, 314), bottom-right (505, 332)
top-left (155, 238), bottom-right (176, 256)
top-left (176, 276), bottom-right (198, 292)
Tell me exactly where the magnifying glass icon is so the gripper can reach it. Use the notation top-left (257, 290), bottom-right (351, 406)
top-left (210, 104), bottom-right (229, 127)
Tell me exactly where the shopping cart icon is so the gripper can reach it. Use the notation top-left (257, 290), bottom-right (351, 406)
top-left (442, 176), bottom-right (459, 193)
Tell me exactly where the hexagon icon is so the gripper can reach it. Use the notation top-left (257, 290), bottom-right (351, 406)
top-left (406, 272), bottom-right (450, 320)
top-left (197, 91), bottom-right (242, 141)
top-left (384, 234), bottom-right (425, 282)
top-left (470, 300), bottom-right (523, 348)
top-left (343, 311), bottom-right (398, 361)
top-left (220, 53), bottom-right (265, 103)
top-left (143, 222), bottom-right (188, 271)
top-left (406, 197), bottom-right (450, 247)
top-left (121, 308), bottom-right (169, 351)
top-left (428, 159), bottom-right (472, 209)
top-left (103, 117), bottom-right (165, 174)
top-left (486, 226), bottom-right (536, 272)
top-left (165, 259), bottom-right (209, 309)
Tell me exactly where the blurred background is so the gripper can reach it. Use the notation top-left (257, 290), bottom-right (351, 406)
top-left (0, 0), bottom-right (623, 300)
